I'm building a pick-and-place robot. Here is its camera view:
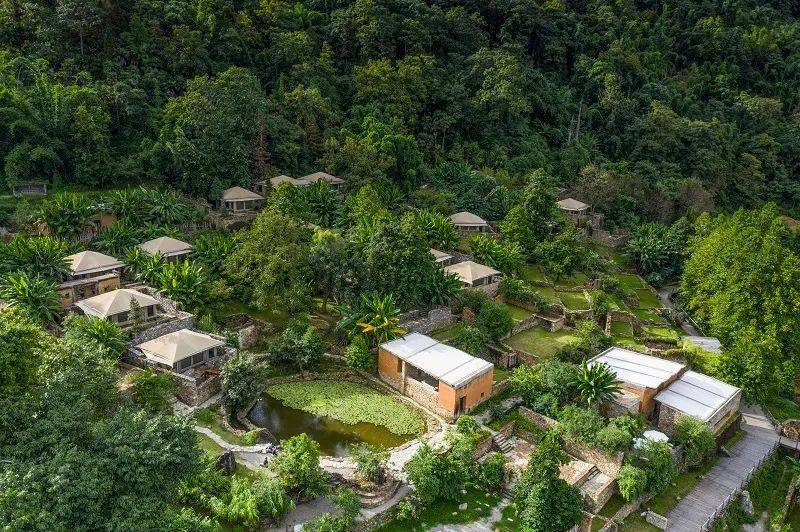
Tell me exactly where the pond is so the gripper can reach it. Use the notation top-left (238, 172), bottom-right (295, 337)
top-left (248, 393), bottom-right (415, 457)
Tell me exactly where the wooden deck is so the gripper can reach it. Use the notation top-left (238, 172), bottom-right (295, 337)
top-left (665, 405), bottom-right (779, 531)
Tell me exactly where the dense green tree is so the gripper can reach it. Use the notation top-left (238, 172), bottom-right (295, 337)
top-left (0, 235), bottom-right (73, 282)
top-left (0, 308), bottom-right (50, 398)
top-left (271, 317), bottom-right (324, 371)
top-left (271, 433), bottom-right (328, 498)
top-left (158, 68), bottom-right (268, 198)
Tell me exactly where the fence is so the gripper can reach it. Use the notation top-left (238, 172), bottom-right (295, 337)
top-left (700, 439), bottom-right (780, 531)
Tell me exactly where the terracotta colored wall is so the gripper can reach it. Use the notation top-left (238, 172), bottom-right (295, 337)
top-left (377, 348), bottom-right (402, 388)
top-left (438, 369), bottom-right (494, 415)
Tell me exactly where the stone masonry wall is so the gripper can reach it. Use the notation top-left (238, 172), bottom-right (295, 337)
top-left (131, 314), bottom-right (195, 344)
top-left (404, 378), bottom-right (452, 420)
top-left (402, 307), bottom-right (458, 335)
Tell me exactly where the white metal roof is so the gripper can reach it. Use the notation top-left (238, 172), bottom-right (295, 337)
top-left (443, 260), bottom-right (500, 284)
top-left (75, 288), bottom-right (160, 319)
top-left (139, 236), bottom-right (193, 257)
top-left (66, 251), bottom-right (124, 276)
top-left (589, 347), bottom-right (685, 390)
top-left (557, 197), bottom-right (590, 211)
top-left (449, 211), bottom-right (488, 226)
top-left (655, 370), bottom-right (740, 422)
top-left (221, 186), bottom-right (263, 201)
top-left (137, 328), bottom-right (224, 365)
top-left (381, 333), bottom-right (493, 388)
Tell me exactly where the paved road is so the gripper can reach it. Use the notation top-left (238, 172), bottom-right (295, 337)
top-left (664, 405), bottom-right (779, 531)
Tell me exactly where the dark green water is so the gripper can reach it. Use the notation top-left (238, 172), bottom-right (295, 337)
top-left (247, 394), bottom-right (415, 456)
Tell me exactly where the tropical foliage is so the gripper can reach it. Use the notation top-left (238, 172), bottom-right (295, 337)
top-left (573, 360), bottom-right (622, 408)
top-left (0, 271), bottom-right (60, 324)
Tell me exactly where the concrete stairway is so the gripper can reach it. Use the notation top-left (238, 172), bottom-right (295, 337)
top-left (492, 432), bottom-right (514, 454)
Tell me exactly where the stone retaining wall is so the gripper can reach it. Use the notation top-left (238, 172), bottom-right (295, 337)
top-left (518, 406), bottom-right (623, 477)
top-left (131, 313), bottom-right (195, 344)
top-left (401, 307), bottom-right (457, 335)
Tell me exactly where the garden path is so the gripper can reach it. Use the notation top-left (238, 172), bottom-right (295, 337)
top-left (656, 286), bottom-right (700, 336)
top-left (664, 405), bottom-right (779, 532)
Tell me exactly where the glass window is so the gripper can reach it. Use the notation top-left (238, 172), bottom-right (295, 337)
top-left (117, 311), bottom-right (128, 323)
top-left (192, 353), bottom-right (204, 365)
top-left (178, 358), bottom-right (191, 371)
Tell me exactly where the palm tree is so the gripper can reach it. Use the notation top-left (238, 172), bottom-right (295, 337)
top-left (357, 293), bottom-right (406, 346)
top-left (0, 235), bottom-right (73, 282)
top-left (574, 360), bottom-right (622, 409)
top-left (155, 261), bottom-right (207, 310)
top-left (38, 193), bottom-right (93, 239)
top-left (0, 272), bottom-right (60, 324)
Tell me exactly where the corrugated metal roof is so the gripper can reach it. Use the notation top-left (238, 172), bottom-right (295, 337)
top-left (589, 347), bottom-right (685, 390)
top-left (381, 333), bottom-right (493, 388)
top-left (655, 370), bottom-right (740, 421)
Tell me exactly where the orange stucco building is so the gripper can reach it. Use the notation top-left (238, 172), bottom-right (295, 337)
top-left (379, 333), bottom-right (494, 420)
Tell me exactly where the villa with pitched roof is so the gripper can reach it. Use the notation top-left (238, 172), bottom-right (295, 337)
top-left (449, 211), bottom-right (490, 233)
top-left (57, 251), bottom-right (124, 309)
top-left (443, 260), bottom-right (501, 289)
top-left (139, 236), bottom-right (193, 260)
top-left (220, 186), bottom-right (264, 212)
top-left (258, 171), bottom-right (345, 193)
top-left (75, 288), bottom-right (163, 327)
top-left (137, 329), bottom-right (226, 373)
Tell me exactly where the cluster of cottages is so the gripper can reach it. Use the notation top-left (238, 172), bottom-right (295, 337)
top-left (53, 239), bottom-right (234, 404)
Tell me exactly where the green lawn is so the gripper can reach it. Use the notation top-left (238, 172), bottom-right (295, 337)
top-left (764, 396), bottom-right (800, 422)
top-left (521, 264), bottom-right (549, 284)
top-left (631, 308), bottom-right (665, 322)
top-left (557, 290), bottom-right (590, 310)
top-left (193, 404), bottom-right (246, 445)
top-left (376, 487), bottom-right (502, 531)
top-left (634, 289), bottom-right (662, 309)
top-left (642, 325), bottom-right (680, 340)
top-left (613, 273), bottom-right (646, 290)
top-left (267, 380), bottom-right (425, 435)
top-left (534, 285), bottom-right (559, 302)
top-left (196, 432), bottom-right (225, 455)
top-left (504, 327), bottom-right (577, 359)
top-left (610, 320), bottom-right (633, 337)
top-left (431, 323), bottom-right (460, 341)
top-left (498, 302), bottom-right (533, 321)
top-left (553, 271), bottom-right (589, 289)
top-left (598, 494), bottom-right (626, 518)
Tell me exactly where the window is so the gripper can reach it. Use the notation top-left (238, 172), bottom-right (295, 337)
top-left (178, 358), bottom-right (192, 371)
top-left (396, 358), bottom-right (403, 374)
top-left (117, 311), bottom-right (128, 323)
top-left (208, 348), bottom-right (216, 359)
top-left (147, 305), bottom-right (154, 317)
top-left (192, 353), bottom-right (204, 365)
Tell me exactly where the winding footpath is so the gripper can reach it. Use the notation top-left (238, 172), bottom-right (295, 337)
top-left (664, 405), bottom-right (779, 531)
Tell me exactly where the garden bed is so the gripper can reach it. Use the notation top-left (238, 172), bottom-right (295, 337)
top-left (633, 289), bottom-right (661, 309)
top-left (557, 290), bottom-right (589, 310)
top-left (504, 327), bottom-right (577, 359)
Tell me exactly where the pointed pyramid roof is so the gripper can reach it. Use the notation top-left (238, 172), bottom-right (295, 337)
top-left (221, 186), bottom-right (263, 201)
top-left (75, 288), bottom-right (159, 319)
top-left (137, 328), bottom-right (224, 365)
top-left (65, 250), bottom-right (124, 275)
top-left (443, 260), bottom-right (500, 284)
top-left (449, 211), bottom-right (488, 226)
top-left (139, 236), bottom-right (193, 257)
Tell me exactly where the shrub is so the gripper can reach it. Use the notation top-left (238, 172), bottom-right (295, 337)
top-left (637, 440), bottom-right (677, 495)
top-left (221, 354), bottom-right (269, 415)
top-left (128, 369), bottom-right (174, 412)
top-left (558, 405), bottom-right (605, 446)
top-left (270, 317), bottom-right (324, 371)
top-left (499, 278), bottom-right (548, 311)
top-left (617, 464), bottom-right (647, 501)
top-left (455, 414), bottom-right (481, 436)
top-left (449, 325), bottom-right (488, 357)
top-left (510, 360), bottom-right (579, 417)
top-left (673, 415), bottom-right (716, 469)
top-left (480, 452), bottom-right (507, 489)
top-left (350, 442), bottom-right (389, 484)
top-left (454, 288), bottom-right (489, 314)
top-left (345, 335), bottom-right (374, 371)
top-left (208, 475), bottom-right (293, 527)
top-left (404, 442), bottom-right (470, 503)
top-left (241, 429), bottom-right (260, 446)
top-left (270, 433), bottom-right (328, 498)
top-left (475, 300), bottom-right (514, 341)
top-left (596, 423), bottom-right (632, 454)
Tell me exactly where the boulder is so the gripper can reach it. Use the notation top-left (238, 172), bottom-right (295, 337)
top-left (741, 490), bottom-right (755, 515)
top-left (216, 450), bottom-right (237, 476)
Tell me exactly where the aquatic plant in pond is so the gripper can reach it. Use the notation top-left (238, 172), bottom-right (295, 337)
top-left (266, 380), bottom-right (425, 435)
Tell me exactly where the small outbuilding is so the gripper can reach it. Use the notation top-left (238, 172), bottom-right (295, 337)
top-left (298, 171), bottom-right (345, 190)
top-left (137, 328), bottom-right (226, 373)
top-left (449, 211), bottom-right (490, 233)
top-left (379, 333), bottom-right (494, 420)
top-left (220, 186), bottom-right (264, 213)
top-left (139, 236), bottom-right (193, 260)
top-left (75, 288), bottom-right (162, 327)
top-left (557, 198), bottom-right (590, 222)
top-left (11, 182), bottom-right (48, 196)
top-left (443, 260), bottom-right (501, 288)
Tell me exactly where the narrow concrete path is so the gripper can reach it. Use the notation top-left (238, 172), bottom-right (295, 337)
top-left (664, 405), bottom-right (779, 532)
top-left (656, 286), bottom-right (699, 336)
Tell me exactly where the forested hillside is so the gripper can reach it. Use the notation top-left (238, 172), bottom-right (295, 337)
top-left (1, 0), bottom-right (799, 221)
